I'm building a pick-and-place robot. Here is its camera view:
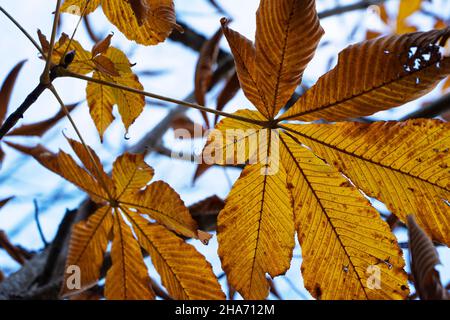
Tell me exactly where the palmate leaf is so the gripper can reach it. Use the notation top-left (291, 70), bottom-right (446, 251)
top-left (203, 0), bottom-right (450, 300)
top-left (9, 140), bottom-right (224, 300)
top-left (61, 0), bottom-right (180, 45)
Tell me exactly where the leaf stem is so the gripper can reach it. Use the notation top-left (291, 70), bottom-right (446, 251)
top-left (0, 6), bottom-right (45, 56)
top-left (0, 83), bottom-right (48, 140)
top-left (42, 0), bottom-right (62, 84)
top-left (59, 69), bottom-right (269, 127)
top-left (49, 85), bottom-right (115, 201)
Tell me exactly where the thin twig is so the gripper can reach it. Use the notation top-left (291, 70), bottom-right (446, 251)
top-left (42, 0), bottom-right (62, 84)
top-left (61, 0), bottom-right (91, 63)
top-left (0, 6), bottom-right (45, 56)
top-left (0, 83), bottom-right (48, 140)
top-left (33, 199), bottom-right (48, 247)
top-left (318, 0), bottom-right (391, 19)
top-left (58, 69), bottom-right (269, 127)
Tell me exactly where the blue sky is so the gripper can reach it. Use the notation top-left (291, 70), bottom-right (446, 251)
top-left (0, 0), bottom-right (448, 299)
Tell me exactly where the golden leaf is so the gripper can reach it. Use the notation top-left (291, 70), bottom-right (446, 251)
top-left (128, 211), bottom-right (225, 299)
top-left (254, 0), bottom-right (324, 118)
top-left (284, 120), bottom-right (450, 245)
top-left (62, 0), bottom-right (180, 45)
top-left (9, 140), bottom-right (223, 300)
top-left (86, 47), bottom-right (145, 139)
top-left (280, 133), bottom-right (408, 299)
top-left (217, 130), bottom-right (295, 300)
top-left (105, 210), bottom-right (155, 300)
top-left (280, 29), bottom-right (450, 122)
top-left (200, 0), bottom-right (450, 300)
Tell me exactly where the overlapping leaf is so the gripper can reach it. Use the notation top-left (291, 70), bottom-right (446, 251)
top-left (201, 0), bottom-right (450, 300)
top-left (61, 0), bottom-right (180, 45)
top-left (9, 139), bottom-right (224, 300)
top-left (47, 34), bottom-right (145, 139)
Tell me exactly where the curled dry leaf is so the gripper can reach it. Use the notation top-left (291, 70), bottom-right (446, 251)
top-left (91, 34), bottom-right (113, 57)
top-left (407, 215), bottom-right (448, 300)
top-left (9, 139), bottom-right (224, 300)
top-left (61, 0), bottom-right (181, 45)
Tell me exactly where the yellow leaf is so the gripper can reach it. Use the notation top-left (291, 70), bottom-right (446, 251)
top-left (61, 206), bottom-right (113, 297)
top-left (217, 133), bottom-right (295, 299)
top-left (102, 0), bottom-right (179, 45)
top-left (202, 110), bottom-right (266, 165)
top-left (105, 210), bottom-right (155, 300)
top-left (396, 0), bottom-right (422, 34)
top-left (127, 211), bottom-right (225, 299)
top-left (284, 120), bottom-right (450, 245)
top-left (280, 28), bottom-right (450, 122)
top-left (254, 0), bottom-right (324, 118)
top-left (86, 72), bottom-right (116, 139)
top-left (61, 0), bottom-right (101, 15)
top-left (6, 142), bottom-right (109, 203)
top-left (279, 133), bottom-right (408, 299)
top-left (62, 0), bottom-right (179, 45)
top-left (112, 153), bottom-right (154, 199)
top-left (122, 181), bottom-right (199, 239)
top-left (50, 34), bottom-right (95, 75)
top-left (10, 138), bottom-right (221, 299)
top-left (66, 137), bottom-right (113, 190)
top-left (220, 20), bottom-right (268, 118)
top-left (86, 47), bottom-right (145, 138)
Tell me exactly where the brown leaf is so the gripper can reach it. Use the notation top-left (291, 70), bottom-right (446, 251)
top-left (0, 197), bottom-right (13, 210)
top-left (93, 55), bottom-right (120, 77)
top-left (91, 33), bottom-right (113, 57)
top-left (194, 27), bottom-right (224, 127)
top-left (7, 102), bottom-right (80, 137)
top-left (37, 29), bottom-right (50, 53)
top-left (215, 71), bottom-right (240, 125)
top-left (407, 215), bottom-right (448, 300)
top-left (189, 195), bottom-right (224, 231)
top-left (0, 60), bottom-right (27, 124)
top-left (128, 0), bottom-right (149, 26)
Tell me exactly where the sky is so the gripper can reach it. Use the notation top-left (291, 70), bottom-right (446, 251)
top-left (0, 0), bottom-right (448, 300)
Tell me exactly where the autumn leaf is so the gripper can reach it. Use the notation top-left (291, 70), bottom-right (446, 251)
top-left (8, 139), bottom-right (225, 300)
top-left (46, 34), bottom-right (145, 139)
top-left (61, 0), bottom-right (181, 45)
top-left (201, 0), bottom-right (450, 300)
top-left (280, 29), bottom-right (450, 122)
